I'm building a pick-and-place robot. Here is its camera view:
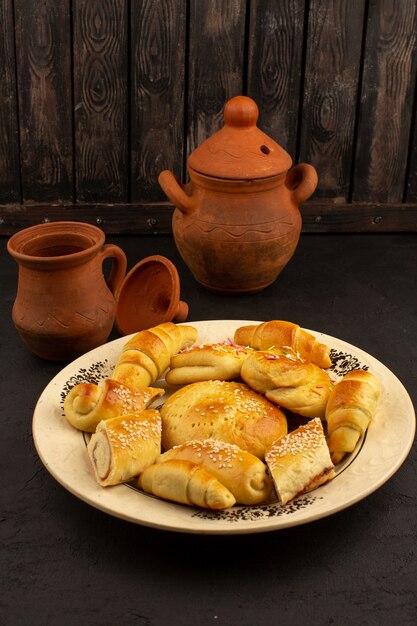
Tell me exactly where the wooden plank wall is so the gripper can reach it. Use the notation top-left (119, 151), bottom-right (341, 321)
top-left (1, 0), bottom-right (417, 235)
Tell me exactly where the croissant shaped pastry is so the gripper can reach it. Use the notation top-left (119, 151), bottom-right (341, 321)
top-left (112, 322), bottom-right (198, 389)
top-left (234, 320), bottom-right (332, 369)
top-left (138, 459), bottom-right (236, 509)
top-left (325, 369), bottom-right (381, 464)
top-left (165, 341), bottom-right (252, 385)
top-left (63, 379), bottom-right (164, 432)
top-left (158, 439), bottom-right (272, 505)
top-left (240, 350), bottom-right (332, 418)
top-left (87, 409), bottom-right (162, 486)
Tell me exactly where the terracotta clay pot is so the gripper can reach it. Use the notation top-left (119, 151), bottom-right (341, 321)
top-left (7, 221), bottom-right (127, 360)
top-left (159, 95), bottom-right (318, 293)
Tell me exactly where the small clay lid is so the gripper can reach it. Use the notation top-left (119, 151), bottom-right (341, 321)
top-left (115, 255), bottom-right (189, 336)
top-left (187, 95), bottom-right (293, 180)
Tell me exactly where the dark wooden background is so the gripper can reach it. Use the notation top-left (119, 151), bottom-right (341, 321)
top-left (1, 0), bottom-right (417, 235)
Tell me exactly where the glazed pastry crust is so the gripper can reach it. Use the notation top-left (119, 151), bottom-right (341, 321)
top-left (112, 322), bottom-right (198, 389)
top-left (234, 320), bottom-right (332, 369)
top-left (165, 341), bottom-right (251, 385)
top-left (63, 379), bottom-right (164, 432)
top-left (87, 409), bottom-right (162, 486)
top-left (240, 350), bottom-right (332, 418)
top-left (158, 439), bottom-right (272, 505)
top-left (160, 380), bottom-right (287, 459)
top-left (265, 417), bottom-right (335, 505)
top-left (138, 459), bottom-right (236, 509)
top-left (325, 369), bottom-right (381, 464)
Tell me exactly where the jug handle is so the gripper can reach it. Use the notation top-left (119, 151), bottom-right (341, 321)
top-left (285, 163), bottom-right (318, 205)
top-left (158, 170), bottom-right (195, 215)
top-left (100, 244), bottom-right (127, 296)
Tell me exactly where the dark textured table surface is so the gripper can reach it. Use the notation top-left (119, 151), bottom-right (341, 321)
top-left (1, 232), bottom-right (416, 626)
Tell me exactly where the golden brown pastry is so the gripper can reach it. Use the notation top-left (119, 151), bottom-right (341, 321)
top-left (165, 341), bottom-right (252, 385)
top-left (87, 409), bottom-right (161, 486)
top-left (111, 322), bottom-right (198, 389)
top-left (240, 350), bottom-right (332, 418)
top-left (63, 379), bottom-right (164, 432)
top-left (234, 320), bottom-right (332, 369)
top-left (265, 417), bottom-right (335, 505)
top-left (158, 439), bottom-right (272, 505)
top-left (160, 380), bottom-right (287, 458)
top-left (138, 459), bottom-right (236, 509)
top-left (325, 369), bottom-right (381, 464)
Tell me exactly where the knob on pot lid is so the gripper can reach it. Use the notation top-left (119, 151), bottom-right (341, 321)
top-left (187, 96), bottom-right (293, 180)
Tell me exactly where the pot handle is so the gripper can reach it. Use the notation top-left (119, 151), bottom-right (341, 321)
top-left (285, 163), bottom-right (318, 205)
top-left (158, 170), bottom-right (195, 215)
top-left (100, 244), bottom-right (127, 296)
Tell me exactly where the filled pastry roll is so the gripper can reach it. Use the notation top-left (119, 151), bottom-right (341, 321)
top-left (265, 417), bottom-right (335, 505)
top-left (165, 341), bottom-right (251, 385)
top-left (63, 378), bottom-right (164, 432)
top-left (234, 320), bottom-right (332, 369)
top-left (87, 409), bottom-right (161, 486)
top-left (158, 439), bottom-right (272, 505)
top-left (112, 322), bottom-right (198, 389)
top-left (325, 369), bottom-right (381, 464)
top-left (138, 459), bottom-right (236, 509)
top-left (240, 349), bottom-right (332, 418)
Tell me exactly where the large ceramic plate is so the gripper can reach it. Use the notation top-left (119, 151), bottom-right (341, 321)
top-left (32, 320), bottom-right (415, 534)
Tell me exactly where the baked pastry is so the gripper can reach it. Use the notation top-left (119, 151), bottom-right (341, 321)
top-left (160, 380), bottom-right (287, 458)
top-left (265, 417), bottom-right (335, 505)
top-left (158, 439), bottom-right (272, 505)
top-left (234, 320), bottom-right (332, 369)
top-left (240, 350), bottom-right (332, 418)
top-left (165, 341), bottom-right (251, 385)
top-left (325, 369), bottom-right (381, 464)
top-left (112, 322), bottom-right (198, 389)
top-left (63, 379), bottom-right (164, 432)
top-left (138, 459), bottom-right (236, 509)
top-left (87, 409), bottom-right (161, 486)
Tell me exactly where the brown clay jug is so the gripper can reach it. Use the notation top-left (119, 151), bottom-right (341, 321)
top-left (159, 95), bottom-right (318, 293)
top-left (7, 221), bottom-right (127, 361)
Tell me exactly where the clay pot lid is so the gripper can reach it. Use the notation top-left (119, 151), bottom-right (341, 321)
top-left (115, 255), bottom-right (189, 336)
top-left (187, 95), bottom-right (293, 180)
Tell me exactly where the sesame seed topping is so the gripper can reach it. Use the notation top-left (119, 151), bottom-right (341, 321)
top-left (170, 438), bottom-right (248, 470)
top-left (265, 418), bottom-right (324, 469)
top-left (105, 411), bottom-right (161, 452)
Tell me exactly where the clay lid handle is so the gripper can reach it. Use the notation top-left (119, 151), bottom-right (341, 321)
top-left (224, 96), bottom-right (259, 128)
top-left (174, 300), bottom-right (189, 323)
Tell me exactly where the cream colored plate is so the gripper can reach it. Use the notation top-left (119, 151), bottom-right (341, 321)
top-left (32, 320), bottom-right (415, 534)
